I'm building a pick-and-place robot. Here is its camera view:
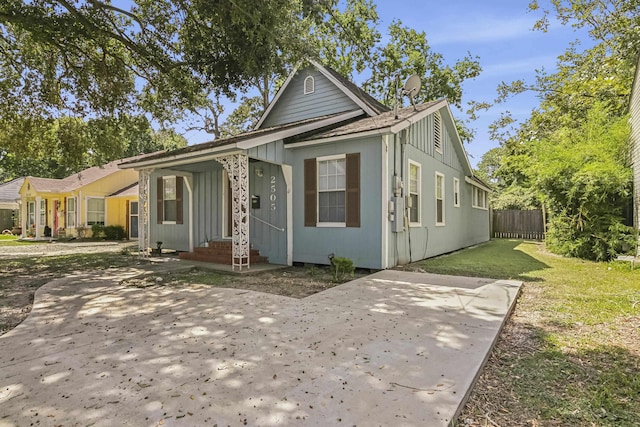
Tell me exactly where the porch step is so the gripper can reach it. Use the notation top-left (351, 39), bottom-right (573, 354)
top-left (179, 241), bottom-right (268, 265)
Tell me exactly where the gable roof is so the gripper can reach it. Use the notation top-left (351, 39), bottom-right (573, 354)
top-left (23, 154), bottom-right (150, 194)
top-left (254, 60), bottom-right (389, 129)
top-left (0, 177), bottom-right (24, 203)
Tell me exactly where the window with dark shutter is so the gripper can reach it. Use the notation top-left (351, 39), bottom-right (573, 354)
top-left (304, 154), bottom-right (360, 227)
top-left (158, 176), bottom-right (183, 224)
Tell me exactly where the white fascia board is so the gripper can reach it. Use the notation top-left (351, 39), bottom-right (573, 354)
top-left (285, 127), bottom-right (391, 149)
top-left (238, 109), bottom-right (365, 150)
top-left (126, 150), bottom-right (245, 171)
top-left (465, 176), bottom-right (492, 192)
top-left (254, 64), bottom-right (301, 130)
top-left (309, 59), bottom-right (379, 117)
top-left (388, 100), bottom-right (447, 134)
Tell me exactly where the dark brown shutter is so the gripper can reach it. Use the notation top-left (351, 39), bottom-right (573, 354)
top-left (304, 158), bottom-right (317, 227)
top-left (176, 176), bottom-right (184, 224)
top-left (346, 153), bottom-right (360, 227)
top-left (157, 177), bottom-right (163, 224)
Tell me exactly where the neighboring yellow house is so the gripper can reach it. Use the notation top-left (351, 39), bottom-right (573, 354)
top-left (19, 157), bottom-right (142, 239)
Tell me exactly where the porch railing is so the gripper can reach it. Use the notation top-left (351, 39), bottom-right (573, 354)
top-left (250, 213), bottom-right (285, 232)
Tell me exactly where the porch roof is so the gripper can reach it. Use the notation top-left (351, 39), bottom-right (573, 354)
top-left (119, 109), bottom-right (365, 170)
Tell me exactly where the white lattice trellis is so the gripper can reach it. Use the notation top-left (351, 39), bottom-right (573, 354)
top-left (138, 169), bottom-right (151, 258)
top-left (217, 154), bottom-right (250, 270)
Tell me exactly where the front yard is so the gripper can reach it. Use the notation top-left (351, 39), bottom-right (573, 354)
top-left (1, 239), bottom-right (638, 425)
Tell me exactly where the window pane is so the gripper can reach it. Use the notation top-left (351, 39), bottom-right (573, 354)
top-left (164, 200), bottom-right (177, 222)
top-left (437, 200), bottom-right (443, 223)
top-left (164, 177), bottom-right (176, 201)
top-left (318, 191), bottom-right (345, 222)
top-left (410, 194), bottom-right (419, 222)
top-left (130, 202), bottom-right (138, 215)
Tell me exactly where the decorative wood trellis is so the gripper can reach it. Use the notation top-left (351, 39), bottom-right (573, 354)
top-left (217, 154), bottom-right (250, 270)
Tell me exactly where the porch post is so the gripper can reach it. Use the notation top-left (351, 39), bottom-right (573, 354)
top-left (217, 154), bottom-right (250, 271)
top-left (138, 169), bottom-right (151, 258)
top-left (35, 196), bottom-right (41, 239)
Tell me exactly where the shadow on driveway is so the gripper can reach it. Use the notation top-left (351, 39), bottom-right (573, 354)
top-left (0, 268), bottom-right (521, 427)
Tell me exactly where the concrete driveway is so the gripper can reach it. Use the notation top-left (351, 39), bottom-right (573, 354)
top-left (0, 268), bottom-right (521, 427)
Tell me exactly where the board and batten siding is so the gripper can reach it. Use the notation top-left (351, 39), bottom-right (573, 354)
top-left (149, 170), bottom-right (190, 251)
top-left (260, 69), bottom-right (360, 128)
top-left (406, 112), bottom-right (463, 171)
top-left (246, 140), bottom-right (285, 164)
top-left (288, 136), bottom-right (383, 269)
top-left (191, 164), bottom-right (225, 246)
top-left (630, 56), bottom-right (640, 240)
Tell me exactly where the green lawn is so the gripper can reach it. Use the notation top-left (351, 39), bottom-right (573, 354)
top-left (419, 240), bottom-right (640, 426)
top-left (0, 234), bottom-right (37, 246)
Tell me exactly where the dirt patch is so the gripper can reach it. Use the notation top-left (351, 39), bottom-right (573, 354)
top-left (122, 265), bottom-right (370, 299)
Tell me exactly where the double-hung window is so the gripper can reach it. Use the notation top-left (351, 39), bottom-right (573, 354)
top-left (453, 178), bottom-right (460, 207)
top-left (435, 172), bottom-right (445, 226)
top-left (157, 176), bottom-right (184, 224)
top-left (473, 187), bottom-right (488, 209)
top-left (39, 200), bottom-right (46, 226)
top-left (408, 160), bottom-right (421, 225)
top-left (66, 197), bottom-right (76, 228)
top-left (304, 153), bottom-right (360, 228)
top-left (317, 156), bottom-right (346, 224)
top-left (87, 198), bottom-right (105, 225)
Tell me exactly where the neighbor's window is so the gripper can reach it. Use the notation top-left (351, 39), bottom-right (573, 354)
top-left (473, 187), bottom-right (488, 209)
top-left (435, 172), bottom-right (445, 225)
top-left (66, 197), bottom-right (76, 228)
top-left (163, 176), bottom-right (177, 222)
top-left (39, 199), bottom-right (46, 226)
top-left (317, 156), bottom-right (346, 224)
top-left (304, 75), bottom-right (315, 94)
top-left (87, 198), bottom-right (105, 225)
top-left (408, 160), bottom-right (421, 225)
top-left (28, 201), bottom-right (35, 227)
top-left (453, 177), bottom-right (460, 207)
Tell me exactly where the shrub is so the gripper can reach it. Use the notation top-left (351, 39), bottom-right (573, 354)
top-left (91, 224), bottom-right (104, 238)
top-left (104, 225), bottom-right (126, 240)
top-left (331, 256), bottom-right (355, 282)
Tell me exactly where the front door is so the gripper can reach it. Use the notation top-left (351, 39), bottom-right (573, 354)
top-left (129, 201), bottom-right (139, 238)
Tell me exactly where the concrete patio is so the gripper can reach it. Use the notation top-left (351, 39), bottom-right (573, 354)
top-left (0, 268), bottom-right (521, 426)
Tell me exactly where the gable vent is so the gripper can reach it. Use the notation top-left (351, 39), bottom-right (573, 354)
top-left (434, 111), bottom-right (442, 153)
top-left (304, 76), bottom-right (315, 94)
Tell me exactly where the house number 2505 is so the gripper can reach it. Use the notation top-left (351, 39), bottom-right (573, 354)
top-left (270, 176), bottom-right (277, 210)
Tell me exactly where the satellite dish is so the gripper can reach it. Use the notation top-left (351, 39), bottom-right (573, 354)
top-left (403, 74), bottom-right (421, 110)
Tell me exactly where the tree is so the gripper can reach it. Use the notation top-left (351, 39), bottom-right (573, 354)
top-left (528, 104), bottom-right (633, 260)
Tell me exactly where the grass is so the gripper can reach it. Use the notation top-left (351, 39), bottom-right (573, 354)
top-left (0, 235), bottom-right (37, 246)
top-left (418, 240), bottom-right (640, 426)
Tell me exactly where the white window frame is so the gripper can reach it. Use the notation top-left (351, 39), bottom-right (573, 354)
top-left (472, 186), bottom-right (489, 210)
top-left (28, 201), bottom-right (36, 228)
top-left (434, 111), bottom-right (442, 154)
top-left (453, 177), bottom-right (460, 208)
top-left (162, 175), bottom-right (177, 224)
top-left (435, 172), bottom-right (445, 226)
top-left (316, 154), bottom-right (346, 228)
top-left (86, 197), bottom-right (106, 226)
top-left (304, 75), bottom-right (315, 94)
top-left (39, 199), bottom-right (46, 226)
top-left (66, 197), bottom-right (76, 228)
top-left (408, 159), bottom-right (421, 226)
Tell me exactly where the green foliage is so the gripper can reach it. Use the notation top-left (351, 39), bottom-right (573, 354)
top-left (104, 225), bottom-right (126, 241)
top-left (331, 256), bottom-right (355, 282)
top-left (91, 224), bottom-right (104, 239)
top-left (530, 104), bottom-right (633, 261)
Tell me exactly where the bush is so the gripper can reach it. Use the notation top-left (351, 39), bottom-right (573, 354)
top-left (104, 225), bottom-right (126, 240)
top-left (91, 224), bottom-right (104, 238)
top-left (331, 256), bottom-right (355, 282)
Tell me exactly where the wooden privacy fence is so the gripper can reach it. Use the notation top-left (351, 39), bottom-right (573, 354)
top-left (492, 209), bottom-right (545, 240)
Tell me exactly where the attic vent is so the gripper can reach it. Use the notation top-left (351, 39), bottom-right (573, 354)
top-left (304, 76), bottom-right (315, 94)
top-left (434, 111), bottom-right (442, 153)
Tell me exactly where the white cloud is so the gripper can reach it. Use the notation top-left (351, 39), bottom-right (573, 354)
top-left (428, 16), bottom-right (538, 45)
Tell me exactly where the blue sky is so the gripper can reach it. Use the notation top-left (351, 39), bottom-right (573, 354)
top-left (180, 1), bottom-right (593, 168)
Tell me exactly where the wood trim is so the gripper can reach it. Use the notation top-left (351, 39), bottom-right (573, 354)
top-left (156, 177), bottom-right (163, 224)
top-left (176, 176), bottom-right (184, 224)
top-left (304, 158), bottom-right (317, 227)
top-left (346, 153), bottom-right (360, 227)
